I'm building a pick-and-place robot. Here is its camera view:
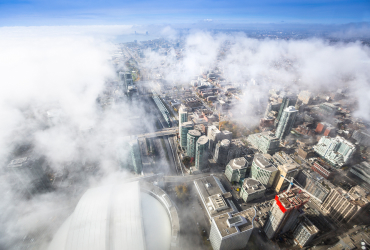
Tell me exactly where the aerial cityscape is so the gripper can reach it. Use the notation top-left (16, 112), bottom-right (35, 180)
top-left (1, 0), bottom-right (370, 250)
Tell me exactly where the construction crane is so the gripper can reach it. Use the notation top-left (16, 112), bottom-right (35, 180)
top-left (279, 175), bottom-right (322, 203)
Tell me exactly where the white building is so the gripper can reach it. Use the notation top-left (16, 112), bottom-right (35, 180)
top-left (209, 209), bottom-right (255, 250)
top-left (313, 136), bottom-right (356, 167)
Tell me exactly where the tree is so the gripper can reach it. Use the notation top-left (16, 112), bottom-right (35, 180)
top-left (175, 184), bottom-right (188, 201)
top-left (182, 156), bottom-right (191, 167)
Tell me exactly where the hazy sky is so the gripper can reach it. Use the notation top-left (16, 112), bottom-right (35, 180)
top-left (1, 0), bottom-right (370, 26)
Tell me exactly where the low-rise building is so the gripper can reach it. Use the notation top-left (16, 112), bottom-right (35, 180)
top-left (311, 161), bottom-right (333, 179)
top-left (313, 136), bottom-right (356, 167)
top-left (297, 146), bottom-right (316, 159)
top-left (240, 178), bottom-right (266, 202)
top-left (247, 132), bottom-right (280, 154)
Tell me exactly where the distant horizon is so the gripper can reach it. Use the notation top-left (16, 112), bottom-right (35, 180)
top-left (1, 0), bottom-right (369, 26)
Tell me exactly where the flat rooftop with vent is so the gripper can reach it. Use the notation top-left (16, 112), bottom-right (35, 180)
top-left (209, 208), bottom-right (255, 250)
top-left (194, 176), bottom-right (238, 219)
top-left (212, 209), bottom-right (254, 237)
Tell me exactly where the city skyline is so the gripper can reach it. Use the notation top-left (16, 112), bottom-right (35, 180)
top-left (1, 1), bottom-right (370, 250)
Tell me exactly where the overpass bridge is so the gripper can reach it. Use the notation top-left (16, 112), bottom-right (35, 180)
top-left (137, 128), bottom-right (178, 138)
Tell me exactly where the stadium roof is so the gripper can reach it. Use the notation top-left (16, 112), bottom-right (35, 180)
top-left (48, 181), bottom-right (170, 250)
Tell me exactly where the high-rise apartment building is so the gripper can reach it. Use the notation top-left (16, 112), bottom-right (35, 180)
top-left (296, 170), bottom-right (331, 204)
top-left (213, 139), bottom-right (230, 166)
top-left (180, 121), bottom-right (193, 149)
top-left (350, 161), bottom-right (370, 185)
top-left (313, 136), bottom-right (356, 167)
top-left (275, 95), bottom-right (297, 126)
top-left (247, 132), bottom-right (280, 154)
top-left (186, 130), bottom-right (201, 158)
top-left (264, 188), bottom-right (310, 239)
top-left (195, 136), bottom-right (209, 171)
top-left (209, 209), bottom-right (255, 250)
top-left (250, 154), bottom-right (278, 188)
top-left (292, 215), bottom-right (319, 248)
top-left (225, 157), bottom-right (248, 183)
top-left (207, 125), bottom-right (232, 155)
top-left (275, 106), bottom-right (298, 140)
top-left (321, 186), bottom-right (370, 224)
top-left (179, 105), bottom-right (189, 146)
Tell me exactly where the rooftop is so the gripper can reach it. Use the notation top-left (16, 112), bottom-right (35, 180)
top-left (220, 139), bottom-right (230, 147)
top-left (284, 106), bottom-right (297, 113)
top-left (197, 136), bottom-right (209, 145)
top-left (182, 121), bottom-right (193, 127)
top-left (212, 209), bottom-right (255, 238)
top-left (280, 164), bottom-right (298, 174)
top-left (194, 176), bottom-right (236, 218)
top-left (228, 157), bottom-right (247, 170)
top-left (254, 154), bottom-right (278, 172)
top-left (242, 178), bottom-right (266, 194)
top-left (188, 130), bottom-right (201, 137)
top-left (276, 187), bottom-right (310, 212)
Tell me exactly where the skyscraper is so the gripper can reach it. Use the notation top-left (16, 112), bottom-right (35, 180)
top-left (275, 95), bottom-right (297, 126)
top-left (213, 139), bottom-right (231, 166)
top-left (275, 106), bottom-right (298, 140)
top-left (264, 188), bottom-right (310, 239)
top-left (178, 105), bottom-right (189, 147)
top-left (207, 125), bottom-right (232, 155)
top-left (187, 130), bottom-right (201, 158)
top-left (180, 121), bottom-right (193, 149)
top-left (195, 136), bottom-right (209, 171)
